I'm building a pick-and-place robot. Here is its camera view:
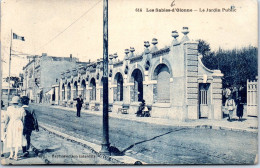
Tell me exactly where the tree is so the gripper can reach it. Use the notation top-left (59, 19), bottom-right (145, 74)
top-left (5, 76), bottom-right (21, 88)
top-left (201, 45), bottom-right (258, 89)
top-left (197, 39), bottom-right (211, 57)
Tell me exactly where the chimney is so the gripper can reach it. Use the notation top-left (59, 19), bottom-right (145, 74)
top-left (42, 53), bottom-right (47, 57)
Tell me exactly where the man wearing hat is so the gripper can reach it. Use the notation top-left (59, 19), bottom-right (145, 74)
top-left (20, 96), bottom-right (39, 157)
top-left (73, 94), bottom-right (84, 117)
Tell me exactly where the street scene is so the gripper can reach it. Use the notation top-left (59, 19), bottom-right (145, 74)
top-left (0, 0), bottom-right (258, 165)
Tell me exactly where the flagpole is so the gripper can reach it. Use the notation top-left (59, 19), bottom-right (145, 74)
top-left (7, 29), bottom-right (13, 106)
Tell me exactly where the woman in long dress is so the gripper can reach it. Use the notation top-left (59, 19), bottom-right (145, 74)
top-left (5, 96), bottom-right (26, 160)
top-left (225, 95), bottom-right (236, 122)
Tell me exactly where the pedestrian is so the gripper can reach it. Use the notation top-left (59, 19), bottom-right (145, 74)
top-left (1, 100), bottom-right (4, 109)
top-left (225, 88), bottom-right (231, 98)
top-left (5, 96), bottom-right (27, 160)
top-left (73, 94), bottom-right (84, 117)
top-left (1, 106), bottom-right (8, 157)
top-left (20, 96), bottom-right (39, 157)
top-left (236, 97), bottom-right (244, 121)
top-left (225, 95), bottom-right (236, 122)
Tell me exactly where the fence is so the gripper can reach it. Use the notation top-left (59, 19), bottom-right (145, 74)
top-left (247, 79), bottom-right (258, 116)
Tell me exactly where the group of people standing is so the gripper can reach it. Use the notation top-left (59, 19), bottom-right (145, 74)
top-left (224, 88), bottom-right (244, 122)
top-left (1, 96), bottom-right (38, 160)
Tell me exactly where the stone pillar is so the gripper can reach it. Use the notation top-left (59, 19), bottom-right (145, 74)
top-left (183, 41), bottom-right (199, 120)
top-left (85, 83), bottom-right (90, 103)
top-left (71, 89), bottom-right (74, 100)
top-left (59, 83), bottom-right (63, 104)
top-left (96, 82), bottom-right (101, 104)
top-left (212, 71), bottom-right (224, 119)
top-left (123, 75), bottom-right (130, 105)
top-left (78, 83), bottom-right (81, 96)
top-left (108, 77), bottom-right (114, 110)
top-left (143, 71), bottom-right (153, 105)
top-left (55, 86), bottom-right (59, 105)
top-left (171, 30), bottom-right (185, 121)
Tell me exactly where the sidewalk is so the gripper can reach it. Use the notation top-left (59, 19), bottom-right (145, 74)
top-left (1, 127), bottom-right (113, 165)
top-left (36, 103), bottom-right (258, 133)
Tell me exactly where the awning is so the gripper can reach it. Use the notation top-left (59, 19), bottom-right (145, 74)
top-left (45, 89), bottom-right (53, 95)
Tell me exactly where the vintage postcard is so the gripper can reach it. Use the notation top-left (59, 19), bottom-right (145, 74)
top-left (0, 0), bottom-right (258, 165)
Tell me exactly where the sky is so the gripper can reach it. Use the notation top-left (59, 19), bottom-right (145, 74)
top-left (0, 0), bottom-right (258, 77)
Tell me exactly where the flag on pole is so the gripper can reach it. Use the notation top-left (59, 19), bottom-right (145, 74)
top-left (13, 33), bottom-right (25, 41)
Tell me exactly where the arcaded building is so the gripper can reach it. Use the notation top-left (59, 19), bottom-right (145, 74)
top-left (55, 27), bottom-right (223, 120)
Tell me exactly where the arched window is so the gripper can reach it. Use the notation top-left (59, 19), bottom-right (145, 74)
top-left (90, 78), bottom-right (96, 101)
top-left (74, 81), bottom-right (78, 98)
top-left (52, 88), bottom-right (55, 101)
top-left (62, 84), bottom-right (65, 100)
top-left (154, 64), bottom-right (170, 103)
top-left (67, 83), bottom-right (71, 100)
top-left (131, 69), bottom-right (143, 102)
top-left (114, 73), bottom-right (123, 101)
top-left (81, 80), bottom-right (86, 99)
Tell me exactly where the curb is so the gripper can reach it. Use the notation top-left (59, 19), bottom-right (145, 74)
top-left (174, 124), bottom-right (258, 133)
top-left (38, 123), bottom-right (145, 165)
top-left (34, 104), bottom-right (258, 133)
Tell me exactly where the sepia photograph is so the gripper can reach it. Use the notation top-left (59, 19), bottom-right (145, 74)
top-left (0, 0), bottom-right (258, 165)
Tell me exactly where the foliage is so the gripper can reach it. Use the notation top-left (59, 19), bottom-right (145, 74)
top-left (198, 40), bottom-right (258, 89)
top-left (5, 76), bottom-right (21, 88)
top-left (197, 39), bottom-right (211, 57)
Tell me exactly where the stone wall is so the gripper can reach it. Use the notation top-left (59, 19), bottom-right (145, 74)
top-left (57, 27), bottom-right (224, 121)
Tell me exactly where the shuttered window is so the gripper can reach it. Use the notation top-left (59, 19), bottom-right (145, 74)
top-left (115, 73), bottom-right (123, 101)
top-left (154, 64), bottom-right (170, 103)
top-left (90, 78), bottom-right (96, 101)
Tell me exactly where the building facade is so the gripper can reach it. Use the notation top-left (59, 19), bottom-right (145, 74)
top-left (22, 53), bottom-right (88, 103)
top-left (1, 81), bottom-right (18, 108)
top-left (56, 27), bottom-right (223, 120)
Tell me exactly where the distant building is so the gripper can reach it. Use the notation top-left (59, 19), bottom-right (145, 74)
top-left (22, 53), bottom-right (88, 103)
top-left (1, 81), bottom-right (18, 108)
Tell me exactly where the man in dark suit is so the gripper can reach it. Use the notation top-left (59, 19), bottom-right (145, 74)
top-left (20, 96), bottom-right (39, 157)
top-left (74, 94), bottom-right (84, 117)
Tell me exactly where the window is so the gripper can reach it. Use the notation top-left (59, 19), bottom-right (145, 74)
top-left (154, 64), bottom-right (170, 103)
top-left (131, 69), bottom-right (143, 102)
top-left (114, 73), bottom-right (123, 101)
top-left (90, 78), bottom-right (96, 101)
top-left (67, 83), bottom-right (71, 100)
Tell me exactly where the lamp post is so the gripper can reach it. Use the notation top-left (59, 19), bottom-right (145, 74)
top-left (100, 0), bottom-right (110, 155)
